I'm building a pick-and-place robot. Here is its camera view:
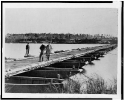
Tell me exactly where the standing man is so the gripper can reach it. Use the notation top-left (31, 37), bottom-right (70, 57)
top-left (26, 43), bottom-right (30, 56)
top-left (39, 42), bottom-right (46, 62)
top-left (46, 42), bottom-right (52, 61)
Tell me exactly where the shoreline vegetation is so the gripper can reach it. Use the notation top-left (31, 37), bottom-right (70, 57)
top-left (45, 75), bottom-right (117, 94)
top-left (5, 33), bottom-right (117, 44)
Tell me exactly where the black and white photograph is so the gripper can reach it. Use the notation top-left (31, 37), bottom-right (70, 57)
top-left (2, 1), bottom-right (122, 99)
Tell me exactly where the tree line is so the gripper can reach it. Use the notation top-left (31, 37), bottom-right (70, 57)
top-left (5, 33), bottom-right (117, 44)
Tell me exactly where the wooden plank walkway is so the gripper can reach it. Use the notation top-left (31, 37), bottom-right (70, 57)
top-left (5, 44), bottom-right (116, 78)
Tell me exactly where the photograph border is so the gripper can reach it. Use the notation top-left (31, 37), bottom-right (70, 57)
top-left (1, 1), bottom-right (123, 99)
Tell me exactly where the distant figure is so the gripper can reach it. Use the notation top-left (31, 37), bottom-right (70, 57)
top-left (26, 43), bottom-right (30, 56)
top-left (39, 42), bottom-right (46, 62)
top-left (46, 42), bottom-right (52, 61)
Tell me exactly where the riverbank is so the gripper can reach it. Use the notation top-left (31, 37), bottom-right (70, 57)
top-left (43, 75), bottom-right (117, 94)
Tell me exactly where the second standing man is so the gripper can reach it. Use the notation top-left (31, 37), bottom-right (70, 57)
top-left (39, 42), bottom-right (46, 62)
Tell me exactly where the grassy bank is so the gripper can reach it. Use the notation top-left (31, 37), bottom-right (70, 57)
top-left (45, 76), bottom-right (117, 94)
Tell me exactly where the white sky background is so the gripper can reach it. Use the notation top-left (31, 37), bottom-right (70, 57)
top-left (5, 8), bottom-right (118, 37)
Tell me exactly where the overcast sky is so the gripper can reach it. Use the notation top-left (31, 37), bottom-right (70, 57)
top-left (5, 8), bottom-right (118, 36)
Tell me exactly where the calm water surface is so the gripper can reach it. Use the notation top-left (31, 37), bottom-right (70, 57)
top-left (83, 48), bottom-right (117, 81)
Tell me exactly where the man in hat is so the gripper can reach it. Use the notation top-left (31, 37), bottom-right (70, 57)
top-left (39, 42), bottom-right (46, 62)
top-left (25, 43), bottom-right (30, 56)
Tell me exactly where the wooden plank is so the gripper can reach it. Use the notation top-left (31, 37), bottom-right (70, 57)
top-left (36, 67), bottom-right (74, 70)
top-left (5, 83), bottom-right (63, 93)
top-left (49, 61), bottom-right (86, 68)
top-left (6, 76), bottom-right (64, 84)
top-left (14, 70), bottom-right (79, 79)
